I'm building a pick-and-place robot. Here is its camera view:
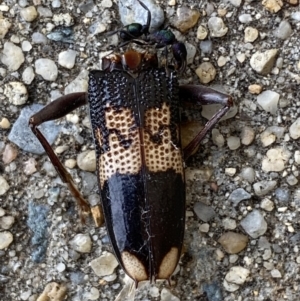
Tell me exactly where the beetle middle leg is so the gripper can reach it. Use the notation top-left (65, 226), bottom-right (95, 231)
top-left (28, 92), bottom-right (92, 223)
top-left (179, 85), bottom-right (234, 160)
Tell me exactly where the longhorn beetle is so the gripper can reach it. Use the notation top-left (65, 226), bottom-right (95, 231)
top-left (29, 0), bottom-right (233, 287)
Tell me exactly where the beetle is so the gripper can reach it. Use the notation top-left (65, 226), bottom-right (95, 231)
top-left (28, 0), bottom-right (233, 287)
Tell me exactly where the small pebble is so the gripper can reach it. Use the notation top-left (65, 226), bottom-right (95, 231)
top-left (240, 210), bottom-right (267, 238)
top-left (52, 13), bottom-right (74, 26)
top-left (1, 42), bottom-right (25, 71)
top-left (32, 32), bottom-right (48, 44)
top-left (228, 188), bottom-right (251, 206)
top-left (260, 198), bottom-right (274, 211)
top-left (253, 180), bottom-right (277, 196)
top-left (23, 158), bottom-right (37, 175)
top-left (194, 202), bottom-right (216, 222)
top-left (236, 53), bottom-right (246, 63)
top-left (22, 66), bottom-right (35, 85)
top-left (0, 17), bottom-right (11, 39)
top-left (199, 223), bottom-right (210, 233)
top-left (77, 150), bottom-right (96, 172)
top-left (218, 232), bottom-right (248, 254)
top-left (171, 7), bottom-right (200, 33)
top-left (70, 234), bottom-right (92, 253)
top-left (208, 17), bottom-right (228, 37)
top-left (274, 20), bottom-right (292, 40)
top-left (257, 90), bottom-right (279, 115)
top-left (225, 266), bottom-right (250, 285)
top-left (0, 216), bottom-right (15, 230)
top-left (58, 50), bottom-right (77, 69)
top-left (20, 6), bottom-right (38, 22)
top-left (21, 40), bottom-right (32, 52)
top-left (294, 150), bottom-right (300, 164)
top-left (270, 269), bottom-right (282, 278)
top-left (35, 58), bottom-right (58, 81)
top-left (0, 118), bottom-right (10, 129)
top-left (262, 147), bottom-right (291, 172)
top-left (56, 262), bottom-right (66, 272)
top-left (65, 158), bottom-right (77, 169)
top-left (241, 126), bottom-right (255, 145)
top-left (240, 167), bottom-right (255, 183)
top-left (212, 129), bottom-right (225, 147)
top-left (199, 40), bottom-right (213, 55)
top-left (248, 84), bottom-right (262, 95)
top-left (225, 168), bottom-right (236, 176)
top-left (227, 136), bottom-right (241, 150)
top-left (2, 144), bottom-right (18, 164)
top-left (262, 0), bottom-right (283, 13)
top-left (0, 231), bottom-right (13, 249)
top-left (0, 176), bottom-right (10, 195)
top-left (37, 282), bottom-right (67, 301)
top-left (239, 14), bottom-right (252, 23)
top-left (90, 252), bottom-right (119, 277)
top-left (222, 218), bottom-right (237, 230)
top-left (0, 208), bottom-right (5, 217)
top-left (244, 27), bottom-right (258, 42)
top-left (196, 25), bottom-right (208, 40)
top-left (289, 118), bottom-right (300, 140)
top-left (250, 49), bottom-right (278, 75)
top-left (4, 82), bottom-right (28, 105)
top-left (196, 62), bottom-right (216, 84)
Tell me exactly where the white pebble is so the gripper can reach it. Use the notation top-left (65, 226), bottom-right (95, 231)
top-left (21, 40), bottom-right (32, 52)
top-left (239, 14), bottom-right (252, 23)
top-left (212, 128), bottom-right (225, 147)
top-left (90, 252), bottom-right (119, 277)
top-left (208, 17), bottom-right (228, 37)
top-left (20, 6), bottom-right (38, 22)
top-left (56, 262), bottom-right (66, 272)
top-left (260, 198), bottom-right (274, 211)
top-left (250, 49), bottom-right (278, 75)
top-left (240, 167), bottom-right (255, 183)
top-left (58, 49), bottom-right (77, 69)
top-left (0, 18), bottom-right (11, 39)
top-left (241, 126), bottom-right (255, 145)
top-left (77, 150), bottom-right (96, 172)
top-left (244, 26), bottom-right (258, 42)
top-left (0, 216), bottom-right (15, 230)
top-left (0, 117), bottom-right (10, 129)
top-left (274, 20), bottom-right (292, 40)
top-left (1, 42), bottom-right (24, 71)
top-left (70, 234), bottom-right (92, 253)
top-left (253, 180), bottom-right (277, 196)
top-left (257, 90), bottom-right (279, 115)
top-left (289, 117), bottom-right (300, 140)
top-left (161, 288), bottom-right (180, 301)
top-left (35, 58), bottom-right (58, 81)
top-left (240, 210), bottom-right (267, 238)
top-left (0, 231), bottom-right (13, 249)
top-left (225, 266), bottom-right (250, 285)
top-left (271, 269), bottom-right (282, 278)
top-left (4, 82), bottom-right (28, 105)
top-left (262, 147), bottom-right (291, 172)
top-left (22, 66), bottom-right (35, 85)
top-left (227, 136), bottom-right (241, 150)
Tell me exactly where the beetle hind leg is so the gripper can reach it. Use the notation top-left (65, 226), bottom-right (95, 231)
top-left (179, 85), bottom-right (234, 160)
top-left (29, 93), bottom-right (92, 224)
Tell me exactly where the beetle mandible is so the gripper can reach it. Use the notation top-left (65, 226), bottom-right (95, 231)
top-left (29, 0), bottom-right (233, 287)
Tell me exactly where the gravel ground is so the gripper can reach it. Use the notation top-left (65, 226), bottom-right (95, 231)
top-left (1, 0), bottom-right (300, 300)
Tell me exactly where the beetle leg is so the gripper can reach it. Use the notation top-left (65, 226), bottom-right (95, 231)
top-left (179, 85), bottom-right (234, 160)
top-left (29, 93), bottom-right (92, 223)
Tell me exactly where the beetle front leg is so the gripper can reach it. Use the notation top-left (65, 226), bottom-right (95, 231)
top-left (179, 85), bottom-right (234, 160)
top-left (29, 92), bottom-right (91, 223)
